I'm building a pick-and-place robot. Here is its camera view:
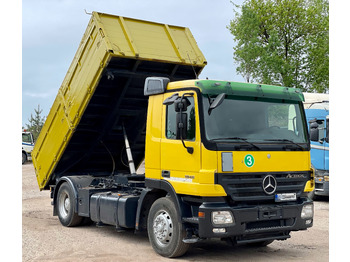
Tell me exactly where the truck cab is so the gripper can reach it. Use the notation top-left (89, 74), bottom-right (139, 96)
top-left (22, 130), bottom-right (34, 164)
top-left (144, 78), bottom-right (314, 247)
top-left (305, 102), bottom-right (329, 198)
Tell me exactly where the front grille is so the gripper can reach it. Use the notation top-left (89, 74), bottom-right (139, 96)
top-left (245, 218), bottom-right (295, 232)
top-left (216, 171), bottom-right (310, 202)
top-left (315, 183), bottom-right (323, 189)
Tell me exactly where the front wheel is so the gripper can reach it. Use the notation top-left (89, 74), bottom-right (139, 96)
top-left (56, 183), bottom-right (83, 227)
top-left (22, 152), bottom-right (27, 165)
top-left (308, 190), bottom-right (315, 200)
top-left (147, 197), bottom-right (189, 258)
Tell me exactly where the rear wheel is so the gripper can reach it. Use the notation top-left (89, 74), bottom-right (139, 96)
top-left (147, 197), bottom-right (189, 258)
top-left (56, 183), bottom-right (83, 227)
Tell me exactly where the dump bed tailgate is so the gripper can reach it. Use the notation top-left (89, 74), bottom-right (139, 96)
top-left (32, 12), bottom-right (206, 190)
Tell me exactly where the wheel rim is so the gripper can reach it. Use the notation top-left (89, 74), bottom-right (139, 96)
top-left (152, 210), bottom-right (174, 247)
top-left (58, 191), bottom-right (70, 218)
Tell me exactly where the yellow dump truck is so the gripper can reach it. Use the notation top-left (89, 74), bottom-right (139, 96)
top-left (33, 12), bottom-right (314, 258)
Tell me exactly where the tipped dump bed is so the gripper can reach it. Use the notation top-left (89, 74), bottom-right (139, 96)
top-left (33, 12), bottom-right (206, 190)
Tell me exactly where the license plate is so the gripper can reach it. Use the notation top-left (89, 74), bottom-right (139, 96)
top-left (275, 193), bottom-right (296, 202)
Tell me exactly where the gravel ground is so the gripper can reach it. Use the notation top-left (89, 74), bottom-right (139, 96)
top-left (22, 163), bottom-right (329, 261)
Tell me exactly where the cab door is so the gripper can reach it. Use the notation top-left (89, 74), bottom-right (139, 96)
top-left (160, 91), bottom-right (201, 182)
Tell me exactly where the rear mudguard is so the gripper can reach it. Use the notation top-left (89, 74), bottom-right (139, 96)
top-left (52, 176), bottom-right (95, 216)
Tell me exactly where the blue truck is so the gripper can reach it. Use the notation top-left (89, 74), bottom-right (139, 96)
top-left (304, 94), bottom-right (329, 199)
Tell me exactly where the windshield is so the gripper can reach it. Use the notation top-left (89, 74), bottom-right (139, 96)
top-left (22, 133), bottom-right (33, 143)
top-left (202, 95), bottom-right (308, 145)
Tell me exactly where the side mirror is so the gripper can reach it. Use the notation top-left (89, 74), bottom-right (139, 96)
top-left (309, 121), bottom-right (319, 142)
top-left (175, 112), bottom-right (194, 154)
top-left (174, 97), bottom-right (191, 112)
top-left (176, 113), bottom-right (187, 140)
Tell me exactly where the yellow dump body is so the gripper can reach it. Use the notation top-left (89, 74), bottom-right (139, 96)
top-left (32, 12), bottom-right (206, 190)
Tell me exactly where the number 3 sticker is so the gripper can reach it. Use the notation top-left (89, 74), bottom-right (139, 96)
top-left (244, 154), bottom-right (254, 167)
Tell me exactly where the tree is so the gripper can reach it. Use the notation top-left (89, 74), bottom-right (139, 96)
top-left (228, 0), bottom-right (329, 92)
top-left (26, 105), bottom-right (46, 141)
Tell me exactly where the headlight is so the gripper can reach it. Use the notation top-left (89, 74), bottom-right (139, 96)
top-left (301, 204), bottom-right (313, 219)
top-left (212, 211), bottom-right (234, 225)
top-left (324, 175), bottom-right (329, 182)
top-left (315, 176), bottom-right (324, 182)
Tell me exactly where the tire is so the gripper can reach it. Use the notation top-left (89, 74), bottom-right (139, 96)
top-left (22, 152), bottom-right (27, 165)
top-left (147, 197), bottom-right (189, 258)
top-left (56, 183), bottom-right (83, 227)
top-left (308, 190), bottom-right (319, 201)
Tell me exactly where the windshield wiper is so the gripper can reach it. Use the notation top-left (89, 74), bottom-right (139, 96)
top-left (210, 137), bottom-right (260, 150)
top-left (264, 139), bottom-right (305, 150)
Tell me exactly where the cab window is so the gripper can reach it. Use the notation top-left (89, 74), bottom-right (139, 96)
top-left (166, 96), bottom-right (195, 141)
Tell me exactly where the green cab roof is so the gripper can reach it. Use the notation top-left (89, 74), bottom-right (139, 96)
top-left (195, 80), bottom-right (304, 102)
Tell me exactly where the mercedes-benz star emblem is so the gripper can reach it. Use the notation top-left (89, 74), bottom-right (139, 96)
top-left (262, 175), bottom-right (277, 195)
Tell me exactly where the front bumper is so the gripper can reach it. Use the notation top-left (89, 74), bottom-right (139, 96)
top-left (314, 169), bottom-right (329, 196)
top-left (27, 153), bottom-right (32, 161)
top-left (315, 180), bottom-right (329, 196)
top-left (197, 198), bottom-right (313, 241)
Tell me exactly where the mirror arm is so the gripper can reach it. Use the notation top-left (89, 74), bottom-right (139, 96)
top-left (181, 138), bottom-right (194, 154)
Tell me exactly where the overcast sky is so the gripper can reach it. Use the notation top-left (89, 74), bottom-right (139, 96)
top-left (22, 0), bottom-right (245, 126)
